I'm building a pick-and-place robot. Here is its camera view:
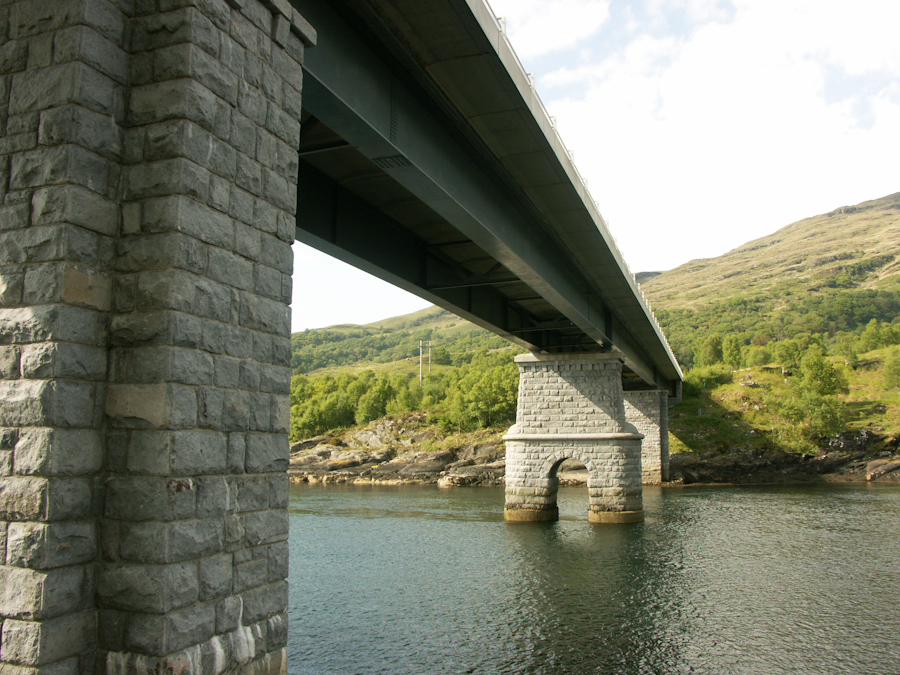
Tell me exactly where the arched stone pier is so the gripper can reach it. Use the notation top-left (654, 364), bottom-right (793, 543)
top-left (504, 354), bottom-right (645, 524)
top-left (624, 389), bottom-right (670, 484)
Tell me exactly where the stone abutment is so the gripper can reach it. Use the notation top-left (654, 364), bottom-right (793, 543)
top-left (0, 0), bottom-right (314, 672)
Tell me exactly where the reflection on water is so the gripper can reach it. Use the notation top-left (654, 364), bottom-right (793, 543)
top-left (288, 484), bottom-right (900, 675)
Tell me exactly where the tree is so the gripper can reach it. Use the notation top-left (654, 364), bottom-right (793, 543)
top-left (858, 318), bottom-right (882, 353)
top-left (774, 339), bottom-right (802, 371)
top-left (798, 345), bottom-right (848, 396)
top-left (722, 335), bottom-right (744, 369)
top-left (884, 346), bottom-right (900, 390)
top-left (695, 334), bottom-right (724, 367)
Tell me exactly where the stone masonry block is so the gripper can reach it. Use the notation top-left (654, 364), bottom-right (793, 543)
top-left (124, 601), bottom-right (216, 656)
top-left (0, 202), bottom-right (31, 232)
top-left (105, 382), bottom-right (197, 429)
top-left (126, 428), bottom-right (227, 475)
top-left (260, 233), bottom-right (292, 275)
top-left (216, 594), bottom-right (241, 633)
top-left (6, 521), bottom-right (95, 569)
top-left (244, 431), bottom-right (287, 473)
top-left (208, 246), bottom-right (253, 291)
top-left (1, 223), bottom-right (107, 268)
top-left (10, 144), bottom-right (108, 195)
top-left (270, 395), bottom-right (289, 434)
top-left (0, 305), bottom-right (99, 346)
top-left (11, 0), bottom-right (125, 45)
top-left (32, 184), bottom-right (118, 236)
top-left (143, 118), bottom-right (213, 166)
top-left (126, 157), bottom-right (210, 203)
top-left (2, 611), bottom-right (95, 666)
top-left (267, 474), bottom-right (288, 510)
top-left (98, 560), bottom-right (198, 614)
top-left (53, 24), bottom-right (129, 85)
top-left (0, 39), bottom-right (29, 75)
top-left (56, 257), bottom-right (114, 308)
top-left (0, 380), bottom-right (95, 429)
top-left (267, 539), bottom-right (288, 582)
top-left (242, 508), bottom-right (288, 547)
top-left (238, 81), bottom-right (266, 126)
top-left (130, 7), bottom-right (218, 57)
top-left (141, 194), bottom-right (234, 249)
top-left (238, 292), bottom-right (289, 336)
top-left (0, 346), bottom-right (20, 379)
top-left (233, 557), bottom-right (266, 593)
top-left (235, 475), bottom-right (267, 513)
top-left (240, 579), bottom-right (287, 624)
top-left (198, 386), bottom-right (224, 429)
top-left (199, 552), bottom-right (232, 600)
top-left (38, 104), bottom-right (122, 161)
top-left (14, 428), bottom-right (103, 477)
top-left (155, 41), bottom-right (239, 105)
top-left (129, 78), bottom-right (219, 132)
top-left (104, 476), bottom-right (196, 522)
top-left (0, 563), bottom-right (89, 621)
top-left (248, 394), bottom-right (270, 431)
top-left (9, 61), bottom-right (116, 116)
top-left (115, 232), bottom-right (207, 277)
top-left (19, 341), bottom-right (107, 380)
top-left (196, 475), bottom-right (236, 518)
top-left (118, 518), bottom-right (224, 564)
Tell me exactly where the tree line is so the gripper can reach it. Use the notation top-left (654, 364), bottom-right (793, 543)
top-left (289, 350), bottom-right (519, 441)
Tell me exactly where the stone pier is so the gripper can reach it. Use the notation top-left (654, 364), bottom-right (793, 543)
top-left (504, 353), bottom-right (645, 524)
top-left (0, 0), bottom-right (314, 672)
top-left (624, 389), bottom-right (670, 484)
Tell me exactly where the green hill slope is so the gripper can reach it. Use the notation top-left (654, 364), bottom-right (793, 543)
top-left (644, 192), bottom-right (900, 307)
top-left (290, 306), bottom-right (503, 375)
top-left (290, 191), bottom-right (900, 461)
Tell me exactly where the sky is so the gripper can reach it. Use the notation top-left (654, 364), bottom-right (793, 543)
top-left (291, 0), bottom-right (900, 331)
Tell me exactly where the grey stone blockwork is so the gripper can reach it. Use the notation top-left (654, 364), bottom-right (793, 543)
top-left (624, 389), bottom-right (669, 484)
top-left (504, 353), bottom-right (644, 522)
top-left (0, 0), bottom-right (314, 672)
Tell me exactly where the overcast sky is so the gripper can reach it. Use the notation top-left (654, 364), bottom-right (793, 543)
top-left (291, 0), bottom-right (900, 331)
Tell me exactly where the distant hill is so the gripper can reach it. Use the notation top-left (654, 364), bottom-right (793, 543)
top-left (292, 192), bottom-right (900, 373)
top-left (642, 192), bottom-right (900, 309)
top-left (639, 192), bottom-right (900, 366)
top-left (289, 191), bottom-right (900, 456)
top-left (290, 306), bottom-right (505, 374)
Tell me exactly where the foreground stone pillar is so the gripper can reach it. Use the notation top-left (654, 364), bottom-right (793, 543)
top-left (624, 389), bottom-right (670, 483)
top-left (504, 354), bottom-right (644, 524)
top-left (0, 1), bottom-right (314, 672)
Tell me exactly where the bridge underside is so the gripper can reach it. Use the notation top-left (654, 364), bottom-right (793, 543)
top-left (0, 0), bottom-right (679, 672)
top-left (292, 0), bottom-right (682, 396)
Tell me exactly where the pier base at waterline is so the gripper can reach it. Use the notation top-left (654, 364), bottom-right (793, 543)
top-left (504, 354), bottom-right (644, 523)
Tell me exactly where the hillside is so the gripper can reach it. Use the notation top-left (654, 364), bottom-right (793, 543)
top-left (643, 192), bottom-right (900, 308)
top-left (289, 191), bottom-right (900, 469)
top-left (290, 306), bottom-right (505, 375)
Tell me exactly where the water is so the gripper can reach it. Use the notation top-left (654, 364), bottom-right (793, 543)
top-left (287, 484), bottom-right (900, 675)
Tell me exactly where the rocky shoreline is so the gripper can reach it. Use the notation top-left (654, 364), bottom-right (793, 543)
top-left (289, 414), bottom-right (900, 487)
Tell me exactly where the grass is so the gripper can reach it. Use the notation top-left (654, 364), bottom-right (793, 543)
top-left (642, 192), bottom-right (900, 309)
top-left (669, 353), bottom-right (900, 457)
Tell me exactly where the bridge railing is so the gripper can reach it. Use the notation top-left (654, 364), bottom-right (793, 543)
top-left (476, 0), bottom-right (682, 378)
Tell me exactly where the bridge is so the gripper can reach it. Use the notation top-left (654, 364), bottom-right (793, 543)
top-left (0, 0), bottom-right (681, 672)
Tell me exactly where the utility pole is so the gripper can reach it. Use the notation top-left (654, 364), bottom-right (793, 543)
top-left (419, 340), bottom-right (423, 381)
top-left (428, 340), bottom-right (432, 373)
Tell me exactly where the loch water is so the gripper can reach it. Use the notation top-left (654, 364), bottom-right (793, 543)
top-left (287, 484), bottom-right (900, 675)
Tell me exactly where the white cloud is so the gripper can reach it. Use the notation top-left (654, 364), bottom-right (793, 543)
top-left (486, 0), bottom-right (612, 59)
top-left (526, 0), bottom-right (900, 272)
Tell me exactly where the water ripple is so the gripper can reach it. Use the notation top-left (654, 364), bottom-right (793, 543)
top-left (288, 484), bottom-right (900, 675)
